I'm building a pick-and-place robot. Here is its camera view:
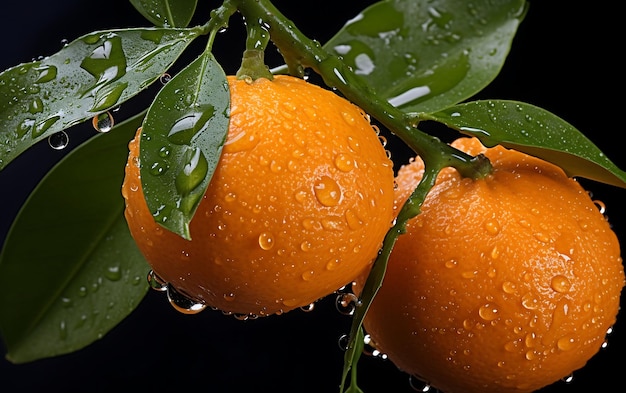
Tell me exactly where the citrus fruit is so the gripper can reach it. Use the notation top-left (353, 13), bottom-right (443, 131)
top-left (361, 137), bottom-right (624, 393)
top-left (122, 75), bottom-right (395, 317)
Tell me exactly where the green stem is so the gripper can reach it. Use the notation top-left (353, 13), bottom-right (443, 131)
top-left (236, 6), bottom-right (273, 80)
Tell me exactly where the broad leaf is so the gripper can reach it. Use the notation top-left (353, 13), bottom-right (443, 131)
top-left (0, 113), bottom-right (149, 364)
top-left (130, 0), bottom-right (198, 27)
top-left (424, 100), bottom-right (626, 188)
top-left (140, 51), bottom-right (229, 240)
top-left (0, 27), bottom-right (202, 171)
top-left (324, 0), bottom-right (527, 113)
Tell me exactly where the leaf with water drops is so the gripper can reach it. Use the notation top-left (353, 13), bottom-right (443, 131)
top-left (424, 100), bottom-right (626, 188)
top-left (140, 51), bottom-right (229, 240)
top-left (130, 0), bottom-right (198, 27)
top-left (0, 113), bottom-right (149, 364)
top-left (0, 26), bottom-right (203, 171)
top-left (323, 0), bottom-right (527, 113)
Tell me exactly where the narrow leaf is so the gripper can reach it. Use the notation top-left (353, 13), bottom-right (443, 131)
top-left (0, 27), bottom-right (202, 171)
top-left (0, 113), bottom-right (149, 364)
top-left (324, 0), bottom-right (527, 113)
top-left (130, 0), bottom-right (198, 27)
top-left (140, 51), bottom-right (229, 239)
top-left (425, 100), bottom-right (626, 188)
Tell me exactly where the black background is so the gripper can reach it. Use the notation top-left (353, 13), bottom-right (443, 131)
top-left (1, 1), bottom-right (624, 392)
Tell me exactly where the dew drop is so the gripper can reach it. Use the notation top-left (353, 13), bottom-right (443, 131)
top-left (338, 334), bottom-right (350, 351)
top-left (313, 176), bottom-right (342, 206)
top-left (300, 302), bottom-right (315, 312)
top-left (326, 258), bottom-right (340, 271)
top-left (104, 265), bottom-right (122, 281)
top-left (59, 320), bottom-right (68, 340)
top-left (300, 241), bottom-right (312, 252)
top-left (501, 281), bottom-right (517, 294)
top-left (444, 259), bottom-right (458, 269)
top-left (282, 298), bottom-right (299, 307)
top-left (593, 199), bottom-right (606, 215)
top-left (533, 232), bottom-right (550, 243)
top-left (35, 64), bottom-right (57, 83)
top-left (147, 270), bottom-right (168, 292)
top-left (341, 111), bottom-right (356, 125)
top-left (160, 73), bottom-right (172, 84)
top-left (336, 292), bottom-right (361, 316)
top-left (521, 292), bottom-right (539, 310)
top-left (167, 285), bottom-right (206, 314)
top-left (461, 270), bottom-right (477, 279)
top-left (175, 147), bottom-right (208, 195)
top-left (29, 97), bottom-right (44, 114)
top-left (345, 209), bottom-right (363, 230)
top-left (557, 335), bottom-right (576, 351)
top-left (334, 153), bottom-right (355, 172)
top-left (301, 270), bottom-right (315, 281)
top-left (478, 303), bottom-right (500, 321)
top-left (484, 219), bottom-right (500, 235)
top-left (550, 275), bottom-right (571, 293)
top-left (48, 131), bottom-right (69, 150)
top-left (347, 135), bottom-right (361, 152)
top-left (223, 292), bottom-right (236, 302)
top-left (92, 111), bottom-right (114, 133)
top-left (294, 190), bottom-right (308, 204)
top-left (409, 375), bottom-right (432, 392)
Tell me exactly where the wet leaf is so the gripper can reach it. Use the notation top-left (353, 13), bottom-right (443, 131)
top-left (324, 0), bottom-right (527, 113)
top-left (0, 27), bottom-right (203, 171)
top-left (140, 51), bottom-right (229, 240)
top-left (0, 113), bottom-right (149, 364)
top-left (424, 100), bottom-right (626, 188)
top-left (130, 0), bottom-right (198, 27)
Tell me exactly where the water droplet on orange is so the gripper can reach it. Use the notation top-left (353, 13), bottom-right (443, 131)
top-left (550, 275), bottom-right (571, 293)
top-left (291, 190), bottom-right (307, 205)
top-left (345, 209), bottom-right (364, 229)
top-left (478, 303), bottom-right (499, 321)
top-left (484, 219), bottom-right (500, 235)
top-left (334, 153), bottom-right (355, 172)
top-left (557, 335), bottom-right (576, 351)
top-left (502, 281), bottom-right (517, 294)
top-left (445, 259), bottom-right (458, 269)
top-left (258, 232), bottom-right (275, 250)
top-left (341, 111), bottom-right (356, 125)
top-left (521, 292), bottom-right (539, 310)
top-left (533, 232), bottom-right (551, 243)
top-left (314, 176), bottom-right (342, 207)
top-left (347, 135), bottom-right (361, 152)
top-left (300, 241), bottom-right (312, 252)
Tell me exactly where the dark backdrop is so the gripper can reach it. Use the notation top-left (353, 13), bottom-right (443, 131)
top-left (1, 1), bottom-right (624, 392)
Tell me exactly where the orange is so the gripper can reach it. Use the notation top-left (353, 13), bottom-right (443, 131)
top-left (361, 137), bottom-right (624, 393)
top-left (122, 75), bottom-right (395, 317)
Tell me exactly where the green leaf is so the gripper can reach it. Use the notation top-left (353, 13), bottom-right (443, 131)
top-left (140, 51), bottom-right (229, 240)
top-left (324, 0), bottom-right (527, 113)
top-left (0, 113), bottom-right (149, 364)
top-left (130, 0), bottom-right (198, 27)
top-left (424, 100), bottom-right (626, 188)
top-left (0, 26), bottom-right (203, 171)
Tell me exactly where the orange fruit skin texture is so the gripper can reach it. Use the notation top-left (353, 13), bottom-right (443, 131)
top-left (362, 137), bottom-right (625, 393)
top-left (122, 75), bottom-right (395, 317)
